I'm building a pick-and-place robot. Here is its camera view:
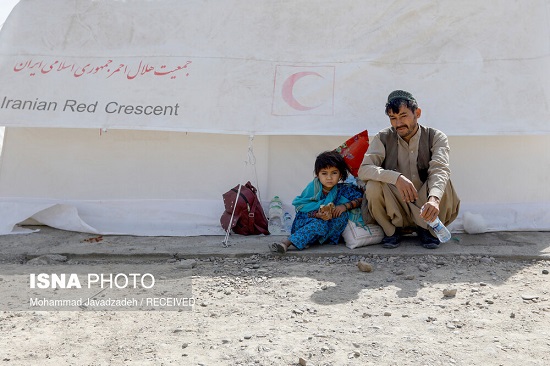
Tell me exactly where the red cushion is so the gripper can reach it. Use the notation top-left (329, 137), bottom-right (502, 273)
top-left (334, 130), bottom-right (369, 177)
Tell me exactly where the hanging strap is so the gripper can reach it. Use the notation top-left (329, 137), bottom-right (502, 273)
top-left (222, 134), bottom-right (261, 247)
top-left (246, 135), bottom-right (262, 203)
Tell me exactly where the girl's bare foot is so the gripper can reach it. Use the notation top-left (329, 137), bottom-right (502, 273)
top-left (268, 238), bottom-right (293, 254)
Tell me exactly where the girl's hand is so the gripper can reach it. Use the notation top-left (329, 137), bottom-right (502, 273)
top-left (317, 203), bottom-right (334, 221)
top-left (317, 210), bottom-right (332, 221)
top-left (332, 205), bottom-right (347, 217)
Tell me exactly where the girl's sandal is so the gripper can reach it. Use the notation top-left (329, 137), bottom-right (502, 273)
top-left (269, 242), bottom-right (287, 254)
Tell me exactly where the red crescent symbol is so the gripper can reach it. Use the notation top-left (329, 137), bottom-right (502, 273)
top-left (281, 71), bottom-right (323, 111)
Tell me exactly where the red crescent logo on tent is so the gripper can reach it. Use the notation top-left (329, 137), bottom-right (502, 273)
top-left (281, 71), bottom-right (323, 111)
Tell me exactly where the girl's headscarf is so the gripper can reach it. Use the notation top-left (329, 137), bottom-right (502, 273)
top-left (292, 177), bottom-right (364, 226)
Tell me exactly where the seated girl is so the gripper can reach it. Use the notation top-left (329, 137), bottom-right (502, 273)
top-left (269, 150), bottom-right (363, 254)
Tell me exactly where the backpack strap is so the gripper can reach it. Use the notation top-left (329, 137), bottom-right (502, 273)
top-left (250, 197), bottom-right (269, 235)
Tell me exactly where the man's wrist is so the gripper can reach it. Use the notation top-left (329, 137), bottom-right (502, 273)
top-left (428, 196), bottom-right (440, 203)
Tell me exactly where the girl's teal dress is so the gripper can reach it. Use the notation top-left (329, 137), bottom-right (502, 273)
top-left (289, 179), bottom-right (363, 250)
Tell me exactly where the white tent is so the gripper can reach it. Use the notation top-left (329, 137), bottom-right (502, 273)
top-left (0, 0), bottom-right (549, 235)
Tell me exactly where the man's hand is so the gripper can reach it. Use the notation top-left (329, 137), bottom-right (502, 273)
top-left (420, 196), bottom-right (440, 222)
top-left (395, 175), bottom-right (418, 203)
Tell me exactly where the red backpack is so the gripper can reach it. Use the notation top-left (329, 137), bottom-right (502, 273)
top-left (220, 181), bottom-right (270, 236)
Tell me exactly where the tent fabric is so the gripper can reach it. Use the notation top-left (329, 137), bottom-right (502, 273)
top-left (0, 0), bottom-right (548, 136)
top-left (0, 1), bottom-right (549, 236)
top-left (2, 196), bottom-right (549, 237)
top-left (0, 198), bottom-right (225, 236)
top-left (0, 128), bottom-right (549, 236)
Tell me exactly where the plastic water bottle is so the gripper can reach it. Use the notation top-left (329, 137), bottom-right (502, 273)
top-left (283, 212), bottom-right (293, 233)
top-left (426, 217), bottom-right (452, 243)
top-left (268, 196), bottom-right (284, 234)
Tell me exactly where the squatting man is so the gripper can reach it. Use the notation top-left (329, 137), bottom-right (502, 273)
top-left (358, 90), bottom-right (460, 249)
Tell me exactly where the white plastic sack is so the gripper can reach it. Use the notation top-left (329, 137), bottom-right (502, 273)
top-left (342, 221), bottom-right (384, 249)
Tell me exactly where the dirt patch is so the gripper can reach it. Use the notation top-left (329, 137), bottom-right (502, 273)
top-left (1, 254), bottom-right (549, 365)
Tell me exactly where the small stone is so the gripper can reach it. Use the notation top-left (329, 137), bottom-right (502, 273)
top-left (26, 254), bottom-right (68, 265)
top-left (542, 269), bottom-right (549, 275)
top-left (446, 323), bottom-right (456, 329)
top-left (182, 343), bottom-right (189, 349)
top-left (405, 275), bottom-right (415, 280)
top-left (357, 261), bottom-right (373, 273)
top-left (443, 288), bottom-right (457, 298)
top-left (244, 335), bottom-right (252, 340)
top-left (510, 313), bottom-right (516, 318)
top-left (383, 312), bottom-right (392, 316)
top-left (418, 264), bottom-right (430, 272)
top-left (175, 259), bottom-right (197, 269)
top-left (299, 357), bottom-right (307, 366)
top-left (521, 294), bottom-right (539, 301)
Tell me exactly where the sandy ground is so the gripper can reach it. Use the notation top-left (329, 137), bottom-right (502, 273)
top-left (1, 251), bottom-right (549, 366)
